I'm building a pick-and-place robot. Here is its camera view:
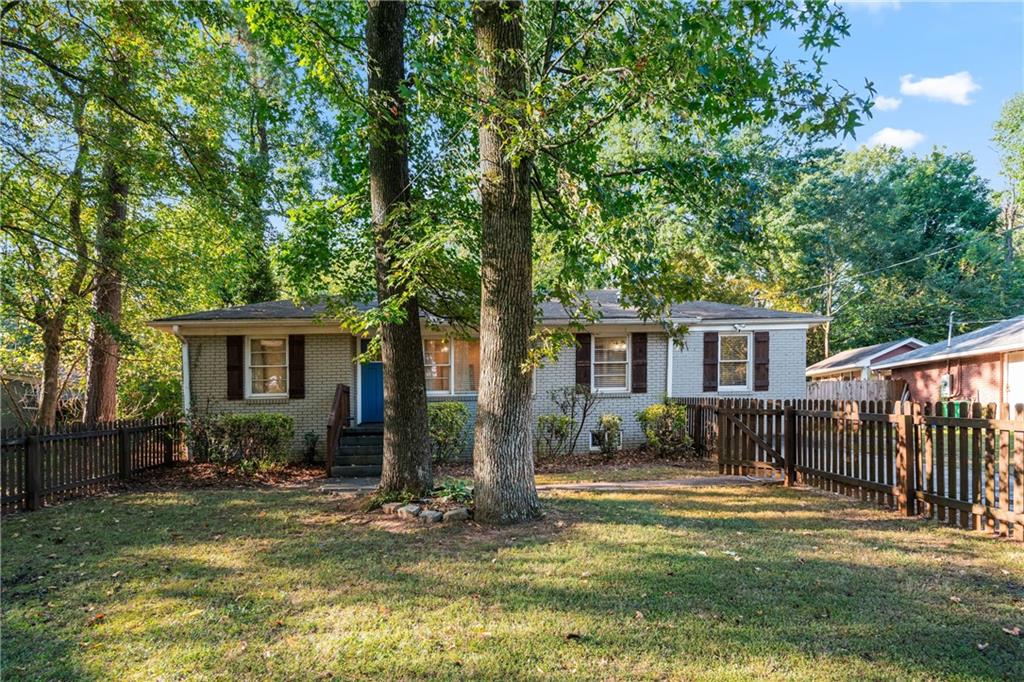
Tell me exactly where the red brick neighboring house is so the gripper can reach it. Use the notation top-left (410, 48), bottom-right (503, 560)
top-left (872, 316), bottom-right (1024, 409)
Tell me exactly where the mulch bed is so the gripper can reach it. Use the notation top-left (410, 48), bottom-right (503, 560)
top-left (108, 461), bottom-right (326, 493)
top-left (436, 449), bottom-right (714, 478)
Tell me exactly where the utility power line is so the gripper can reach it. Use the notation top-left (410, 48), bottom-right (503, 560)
top-left (788, 224), bottom-right (1020, 296)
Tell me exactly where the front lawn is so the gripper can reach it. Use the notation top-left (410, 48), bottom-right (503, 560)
top-left (3, 482), bottom-right (1022, 680)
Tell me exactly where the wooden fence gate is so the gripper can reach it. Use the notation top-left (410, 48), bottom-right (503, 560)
top-left (716, 399), bottom-right (786, 477)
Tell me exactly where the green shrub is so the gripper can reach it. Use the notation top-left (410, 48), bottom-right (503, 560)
top-left (535, 414), bottom-right (573, 459)
top-left (428, 402), bottom-right (470, 463)
top-left (594, 413), bottom-right (623, 456)
top-left (636, 402), bottom-right (691, 456)
top-left (433, 478), bottom-right (473, 504)
top-left (206, 413), bottom-right (294, 473)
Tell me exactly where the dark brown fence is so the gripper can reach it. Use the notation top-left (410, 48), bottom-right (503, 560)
top-left (683, 397), bottom-right (1023, 541)
top-left (1, 417), bottom-right (184, 512)
top-left (674, 397), bottom-right (718, 456)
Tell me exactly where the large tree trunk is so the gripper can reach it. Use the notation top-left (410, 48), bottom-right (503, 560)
top-left (85, 54), bottom-right (130, 424)
top-left (38, 317), bottom-right (65, 428)
top-left (366, 0), bottom-right (432, 495)
top-left (471, 0), bottom-right (541, 524)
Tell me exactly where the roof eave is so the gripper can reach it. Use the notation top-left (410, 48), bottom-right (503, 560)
top-left (873, 342), bottom-right (1024, 370)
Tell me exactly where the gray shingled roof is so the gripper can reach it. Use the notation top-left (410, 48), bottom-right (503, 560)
top-left (152, 289), bottom-right (827, 325)
top-left (805, 338), bottom-right (925, 376)
top-left (872, 316), bottom-right (1024, 370)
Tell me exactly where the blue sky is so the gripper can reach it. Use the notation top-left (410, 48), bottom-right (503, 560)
top-left (791, 1), bottom-right (1023, 189)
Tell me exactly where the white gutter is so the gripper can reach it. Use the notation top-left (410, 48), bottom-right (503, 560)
top-left (172, 325), bottom-right (191, 414)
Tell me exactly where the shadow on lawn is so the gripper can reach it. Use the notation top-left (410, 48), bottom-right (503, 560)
top-left (3, 485), bottom-right (1022, 680)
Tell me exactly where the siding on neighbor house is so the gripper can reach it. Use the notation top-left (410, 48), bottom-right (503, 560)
top-left (888, 353), bottom-right (1004, 406)
top-left (186, 334), bottom-right (355, 457)
top-left (671, 328), bottom-right (808, 400)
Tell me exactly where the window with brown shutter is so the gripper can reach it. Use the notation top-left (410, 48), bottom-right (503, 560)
top-left (288, 334), bottom-right (305, 399)
top-left (702, 332), bottom-right (718, 392)
top-left (226, 335), bottom-right (244, 400)
top-left (631, 333), bottom-right (647, 393)
top-left (575, 333), bottom-right (591, 389)
top-left (753, 331), bottom-right (770, 391)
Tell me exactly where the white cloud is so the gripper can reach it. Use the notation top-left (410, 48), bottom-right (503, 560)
top-left (899, 71), bottom-right (981, 105)
top-left (873, 95), bottom-right (902, 111)
top-left (866, 127), bottom-right (925, 150)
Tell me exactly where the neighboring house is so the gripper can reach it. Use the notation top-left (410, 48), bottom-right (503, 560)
top-left (1, 373), bottom-right (40, 427)
top-left (149, 290), bottom-right (826, 469)
top-left (805, 337), bottom-right (927, 381)
top-left (872, 315), bottom-right (1024, 408)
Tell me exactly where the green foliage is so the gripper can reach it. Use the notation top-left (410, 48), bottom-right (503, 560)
top-left (362, 488), bottom-right (417, 512)
top-left (637, 402), bottom-right (692, 457)
top-left (427, 402), bottom-right (470, 463)
top-left (594, 413), bottom-right (623, 457)
top-left (433, 478), bottom-right (473, 505)
top-left (535, 414), bottom-right (574, 460)
top-left (188, 413), bottom-right (295, 474)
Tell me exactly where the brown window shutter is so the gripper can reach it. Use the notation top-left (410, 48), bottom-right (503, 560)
top-left (226, 335), bottom-right (244, 400)
top-left (575, 333), bottom-right (591, 389)
top-left (753, 331), bottom-right (770, 391)
top-left (289, 335), bottom-right (305, 399)
top-left (702, 332), bottom-right (718, 392)
top-left (631, 333), bottom-right (647, 393)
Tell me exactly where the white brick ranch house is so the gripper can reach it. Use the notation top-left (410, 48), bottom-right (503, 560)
top-left (150, 290), bottom-right (826, 474)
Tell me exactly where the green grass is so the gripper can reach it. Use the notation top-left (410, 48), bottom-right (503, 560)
top-left (3, 483), bottom-right (1022, 681)
top-left (535, 460), bottom-right (716, 485)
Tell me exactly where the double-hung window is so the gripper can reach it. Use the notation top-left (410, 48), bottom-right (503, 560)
top-left (423, 339), bottom-right (451, 394)
top-left (424, 338), bottom-right (481, 394)
top-left (247, 337), bottom-right (288, 397)
top-left (719, 333), bottom-right (750, 390)
top-left (592, 336), bottom-right (629, 392)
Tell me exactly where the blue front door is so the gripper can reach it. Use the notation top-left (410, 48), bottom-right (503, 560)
top-left (360, 340), bottom-right (384, 423)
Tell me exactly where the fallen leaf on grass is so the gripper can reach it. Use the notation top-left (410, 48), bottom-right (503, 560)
top-left (949, 596), bottom-right (961, 604)
top-left (634, 611), bottom-right (645, 620)
top-left (86, 613), bottom-right (105, 626)
top-left (977, 642), bottom-right (989, 651)
top-left (565, 632), bottom-right (584, 641)
top-left (1002, 626), bottom-right (1021, 637)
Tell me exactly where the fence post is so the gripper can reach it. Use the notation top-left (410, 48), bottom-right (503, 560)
top-left (118, 425), bottom-right (130, 479)
top-left (24, 434), bottom-right (41, 511)
top-left (163, 421), bottom-right (174, 466)
top-left (784, 404), bottom-right (796, 487)
top-left (896, 412), bottom-right (917, 516)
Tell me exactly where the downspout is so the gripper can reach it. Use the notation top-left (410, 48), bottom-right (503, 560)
top-left (172, 325), bottom-right (191, 414)
top-left (665, 331), bottom-right (674, 398)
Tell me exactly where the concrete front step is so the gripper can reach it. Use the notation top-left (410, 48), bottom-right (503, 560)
top-left (331, 464), bottom-right (383, 478)
top-left (337, 444), bottom-right (382, 457)
top-left (333, 454), bottom-right (383, 466)
top-left (339, 434), bottom-right (384, 447)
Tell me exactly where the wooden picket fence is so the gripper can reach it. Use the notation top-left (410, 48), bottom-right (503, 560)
top-left (679, 397), bottom-right (1024, 541)
top-left (1, 417), bottom-right (184, 512)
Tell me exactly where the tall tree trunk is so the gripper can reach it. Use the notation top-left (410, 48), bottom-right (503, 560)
top-left (471, 0), bottom-right (541, 524)
top-left (236, 21), bottom-right (277, 305)
top-left (366, 0), bottom-right (432, 495)
top-left (85, 53), bottom-right (130, 424)
top-left (38, 317), bottom-right (65, 428)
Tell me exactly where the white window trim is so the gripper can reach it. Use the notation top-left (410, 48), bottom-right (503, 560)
top-left (424, 337), bottom-right (482, 396)
top-left (244, 335), bottom-right (289, 399)
top-left (591, 334), bottom-right (630, 394)
top-left (719, 332), bottom-right (752, 392)
top-left (424, 338), bottom-right (453, 396)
